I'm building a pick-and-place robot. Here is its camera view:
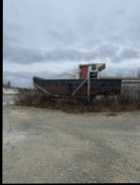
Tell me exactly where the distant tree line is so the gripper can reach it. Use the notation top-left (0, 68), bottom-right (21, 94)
top-left (3, 81), bottom-right (11, 88)
top-left (137, 70), bottom-right (140, 78)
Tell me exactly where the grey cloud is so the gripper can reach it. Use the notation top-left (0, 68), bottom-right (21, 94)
top-left (118, 48), bottom-right (140, 60)
top-left (4, 44), bottom-right (140, 64)
top-left (3, 0), bottom-right (140, 86)
top-left (4, 45), bottom-right (44, 63)
top-left (112, 48), bottom-right (140, 63)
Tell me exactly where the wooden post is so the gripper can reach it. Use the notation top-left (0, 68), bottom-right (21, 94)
top-left (87, 66), bottom-right (90, 102)
top-left (72, 79), bottom-right (87, 96)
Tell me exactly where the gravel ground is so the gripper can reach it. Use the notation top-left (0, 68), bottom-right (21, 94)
top-left (3, 105), bottom-right (140, 183)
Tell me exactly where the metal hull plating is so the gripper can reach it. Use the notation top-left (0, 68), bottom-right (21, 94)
top-left (33, 76), bottom-right (122, 97)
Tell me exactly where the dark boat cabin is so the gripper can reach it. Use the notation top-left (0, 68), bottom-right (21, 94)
top-left (79, 63), bottom-right (106, 79)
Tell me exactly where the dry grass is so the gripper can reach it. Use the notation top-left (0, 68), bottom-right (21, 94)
top-left (15, 87), bottom-right (140, 113)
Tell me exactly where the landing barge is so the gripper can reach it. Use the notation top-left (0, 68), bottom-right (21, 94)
top-left (33, 63), bottom-right (122, 101)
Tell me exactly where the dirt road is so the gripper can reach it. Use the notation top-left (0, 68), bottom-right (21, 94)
top-left (3, 105), bottom-right (140, 183)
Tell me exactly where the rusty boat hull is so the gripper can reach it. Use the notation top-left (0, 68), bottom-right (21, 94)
top-left (33, 76), bottom-right (122, 98)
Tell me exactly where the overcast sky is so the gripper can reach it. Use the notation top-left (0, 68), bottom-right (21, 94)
top-left (3, 0), bottom-right (140, 87)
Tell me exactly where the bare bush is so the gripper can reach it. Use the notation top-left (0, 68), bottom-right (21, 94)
top-left (15, 87), bottom-right (140, 113)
